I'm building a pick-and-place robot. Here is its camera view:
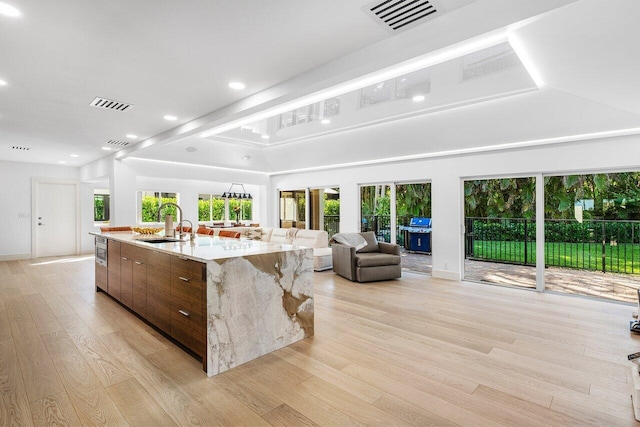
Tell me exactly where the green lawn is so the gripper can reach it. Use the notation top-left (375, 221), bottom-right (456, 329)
top-left (470, 241), bottom-right (640, 274)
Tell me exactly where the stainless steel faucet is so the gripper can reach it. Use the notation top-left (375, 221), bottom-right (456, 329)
top-left (181, 219), bottom-right (196, 241)
top-left (157, 202), bottom-right (186, 239)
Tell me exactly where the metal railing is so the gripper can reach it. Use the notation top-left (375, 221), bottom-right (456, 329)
top-left (323, 215), bottom-right (340, 237)
top-left (361, 215), bottom-right (417, 248)
top-left (465, 217), bottom-right (640, 274)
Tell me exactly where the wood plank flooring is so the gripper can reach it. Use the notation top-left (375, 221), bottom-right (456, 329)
top-left (1, 255), bottom-right (639, 426)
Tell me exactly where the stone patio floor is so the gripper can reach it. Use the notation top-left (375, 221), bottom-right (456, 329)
top-left (400, 250), bottom-right (640, 304)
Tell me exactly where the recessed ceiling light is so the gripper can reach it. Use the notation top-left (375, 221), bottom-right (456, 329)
top-left (412, 95), bottom-right (426, 102)
top-left (0, 2), bottom-right (21, 17)
top-left (0, 79), bottom-right (7, 86)
top-left (185, 146), bottom-right (197, 152)
top-left (261, 134), bottom-right (270, 140)
top-left (102, 147), bottom-right (112, 151)
top-left (228, 81), bottom-right (246, 90)
top-left (242, 155), bottom-right (251, 161)
top-left (70, 154), bottom-right (79, 158)
top-left (164, 115), bottom-right (177, 121)
top-left (58, 161), bottom-right (66, 164)
top-left (126, 134), bottom-right (138, 139)
top-left (321, 119), bottom-right (331, 124)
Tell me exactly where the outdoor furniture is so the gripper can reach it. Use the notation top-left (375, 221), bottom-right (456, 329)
top-left (331, 231), bottom-right (401, 282)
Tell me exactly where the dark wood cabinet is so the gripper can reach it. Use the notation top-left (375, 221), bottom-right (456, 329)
top-left (100, 239), bottom-right (206, 365)
top-left (120, 253), bottom-right (133, 308)
top-left (132, 258), bottom-right (147, 317)
top-left (107, 241), bottom-right (121, 300)
top-left (120, 243), bottom-right (147, 310)
top-left (147, 250), bottom-right (171, 333)
top-left (95, 263), bottom-right (107, 292)
top-left (170, 256), bottom-right (206, 357)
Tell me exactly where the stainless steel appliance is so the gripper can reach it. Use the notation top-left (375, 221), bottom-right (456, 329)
top-left (95, 236), bottom-right (108, 266)
top-left (400, 217), bottom-right (432, 253)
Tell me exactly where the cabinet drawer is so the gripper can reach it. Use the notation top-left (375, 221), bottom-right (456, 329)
top-left (121, 243), bottom-right (147, 262)
top-left (171, 256), bottom-right (205, 281)
top-left (171, 276), bottom-right (204, 312)
top-left (171, 301), bottom-right (204, 356)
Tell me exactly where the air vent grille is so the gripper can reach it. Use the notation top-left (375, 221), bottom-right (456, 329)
top-left (12, 146), bottom-right (30, 151)
top-left (364, 0), bottom-right (440, 33)
top-left (90, 97), bottom-right (133, 112)
top-left (105, 140), bottom-right (130, 146)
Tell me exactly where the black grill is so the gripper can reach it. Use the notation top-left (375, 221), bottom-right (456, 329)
top-left (400, 217), bottom-right (432, 253)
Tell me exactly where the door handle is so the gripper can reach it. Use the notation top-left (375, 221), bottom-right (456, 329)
top-left (178, 276), bottom-right (190, 282)
top-left (178, 310), bottom-right (190, 317)
top-left (134, 261), bottom-right (143, 265)
top-left (38, 222), bottom-right (44, 226)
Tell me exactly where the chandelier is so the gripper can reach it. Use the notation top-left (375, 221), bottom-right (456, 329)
top-left (221, 183), bottom-right (252, 199)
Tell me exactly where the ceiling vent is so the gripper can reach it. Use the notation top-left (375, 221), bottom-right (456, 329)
top-left (105, 139), bottom-right (130, 147)
top-left (364, 0), bottom-right (441, 33)
top-left (12, 145), bottom-right (30, 150)
top-left (90, 96), bottom-right (133, 112)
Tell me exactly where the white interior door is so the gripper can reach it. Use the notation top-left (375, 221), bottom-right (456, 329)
top-left (35, 182), bottom-right (77, 257)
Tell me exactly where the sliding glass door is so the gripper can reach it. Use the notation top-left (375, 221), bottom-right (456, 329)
top-left (279, 187), bottom-right (340, 234)
top-left (544, 172), bottom-right (640, 303)
top-left (463, 177), bottom-right (537, 289)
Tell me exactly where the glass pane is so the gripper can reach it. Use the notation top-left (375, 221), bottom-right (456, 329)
top-left (360, 185), bottom-right (391, 242)
top-left (544, 172), bottom-right (640, 303)
top-left (396, 183), bottom-right (432, 274)
top-left (464, 177), bottom-right (537, 289)
top-left (279, 190), bottom-right (305, 228)
top-left (198, 194), bottom-right (211, 222)
top-left (212, 196), bottom-right (225, 220)
top-left (94, 193), bottom-right (110, 222)
top-left (309, 188), bottom-right (340, 236)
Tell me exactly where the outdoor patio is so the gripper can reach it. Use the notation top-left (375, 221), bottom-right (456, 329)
top-left (400, 250), bottom-right (640, 304)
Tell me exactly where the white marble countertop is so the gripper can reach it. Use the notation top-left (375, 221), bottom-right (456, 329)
top-left (89, 231), bottom-right (306, 262)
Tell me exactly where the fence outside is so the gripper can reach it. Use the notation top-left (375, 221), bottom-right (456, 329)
top-left (361, 215), bottom-right (416, 248)
top-left (323, 215), bottom-right (340, 237)
top-left (465, 217), bottom-right (640, 274)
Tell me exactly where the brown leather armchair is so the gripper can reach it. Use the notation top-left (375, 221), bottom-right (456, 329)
top-left (332, 232), bottom-right (401, 282)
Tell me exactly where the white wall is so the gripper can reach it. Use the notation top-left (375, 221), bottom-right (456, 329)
top-left (80, 157), bottom-right (269, 229)
top-left (270, 134), bottom-right (640, 281)
top-left (0, 160), bottom-right (96, 259)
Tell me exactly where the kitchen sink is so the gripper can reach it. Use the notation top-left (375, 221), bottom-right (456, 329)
top-left (135, 237), bottom-right (184, 244)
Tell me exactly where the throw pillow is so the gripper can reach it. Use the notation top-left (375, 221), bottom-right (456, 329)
top-left (245, 228), bottom-right (262, 240)
top-left (357, 231), bottom-right (379, 253)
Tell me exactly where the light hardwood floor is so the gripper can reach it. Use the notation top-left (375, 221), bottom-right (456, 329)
top-left (1, 255), bottom-right (640, 426)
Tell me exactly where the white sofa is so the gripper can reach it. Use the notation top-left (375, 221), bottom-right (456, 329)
top-left (213, 227), bottom-right (332, 271)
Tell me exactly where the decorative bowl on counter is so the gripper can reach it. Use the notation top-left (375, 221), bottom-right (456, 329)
top-left (132, 226), bottom-right (164, 235)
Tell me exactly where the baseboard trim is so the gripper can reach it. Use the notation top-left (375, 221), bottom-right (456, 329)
top-left (432, 269), bottom-right (461, 281)
top-left (0, 253), bottom-right (31, 261)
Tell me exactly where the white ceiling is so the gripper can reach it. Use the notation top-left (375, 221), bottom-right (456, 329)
top-left (2, 0), bottom-right (639, 174)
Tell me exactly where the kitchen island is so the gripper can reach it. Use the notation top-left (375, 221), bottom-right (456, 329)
top-left (91, 231), bottom-right (314, 376)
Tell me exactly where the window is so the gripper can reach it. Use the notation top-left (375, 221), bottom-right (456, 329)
top-left (198, 194), bottom-right (225, 222)
top-left (94, 190), bottom-right (110, 222)
top-left (229, 198), bottom-right (253, 222)
top-left (279, 190), bottom-right (305, 228)
top-left (139, 191), bottom-right (178, 223)
top-left (199, 194), bottom-right (252, 223)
